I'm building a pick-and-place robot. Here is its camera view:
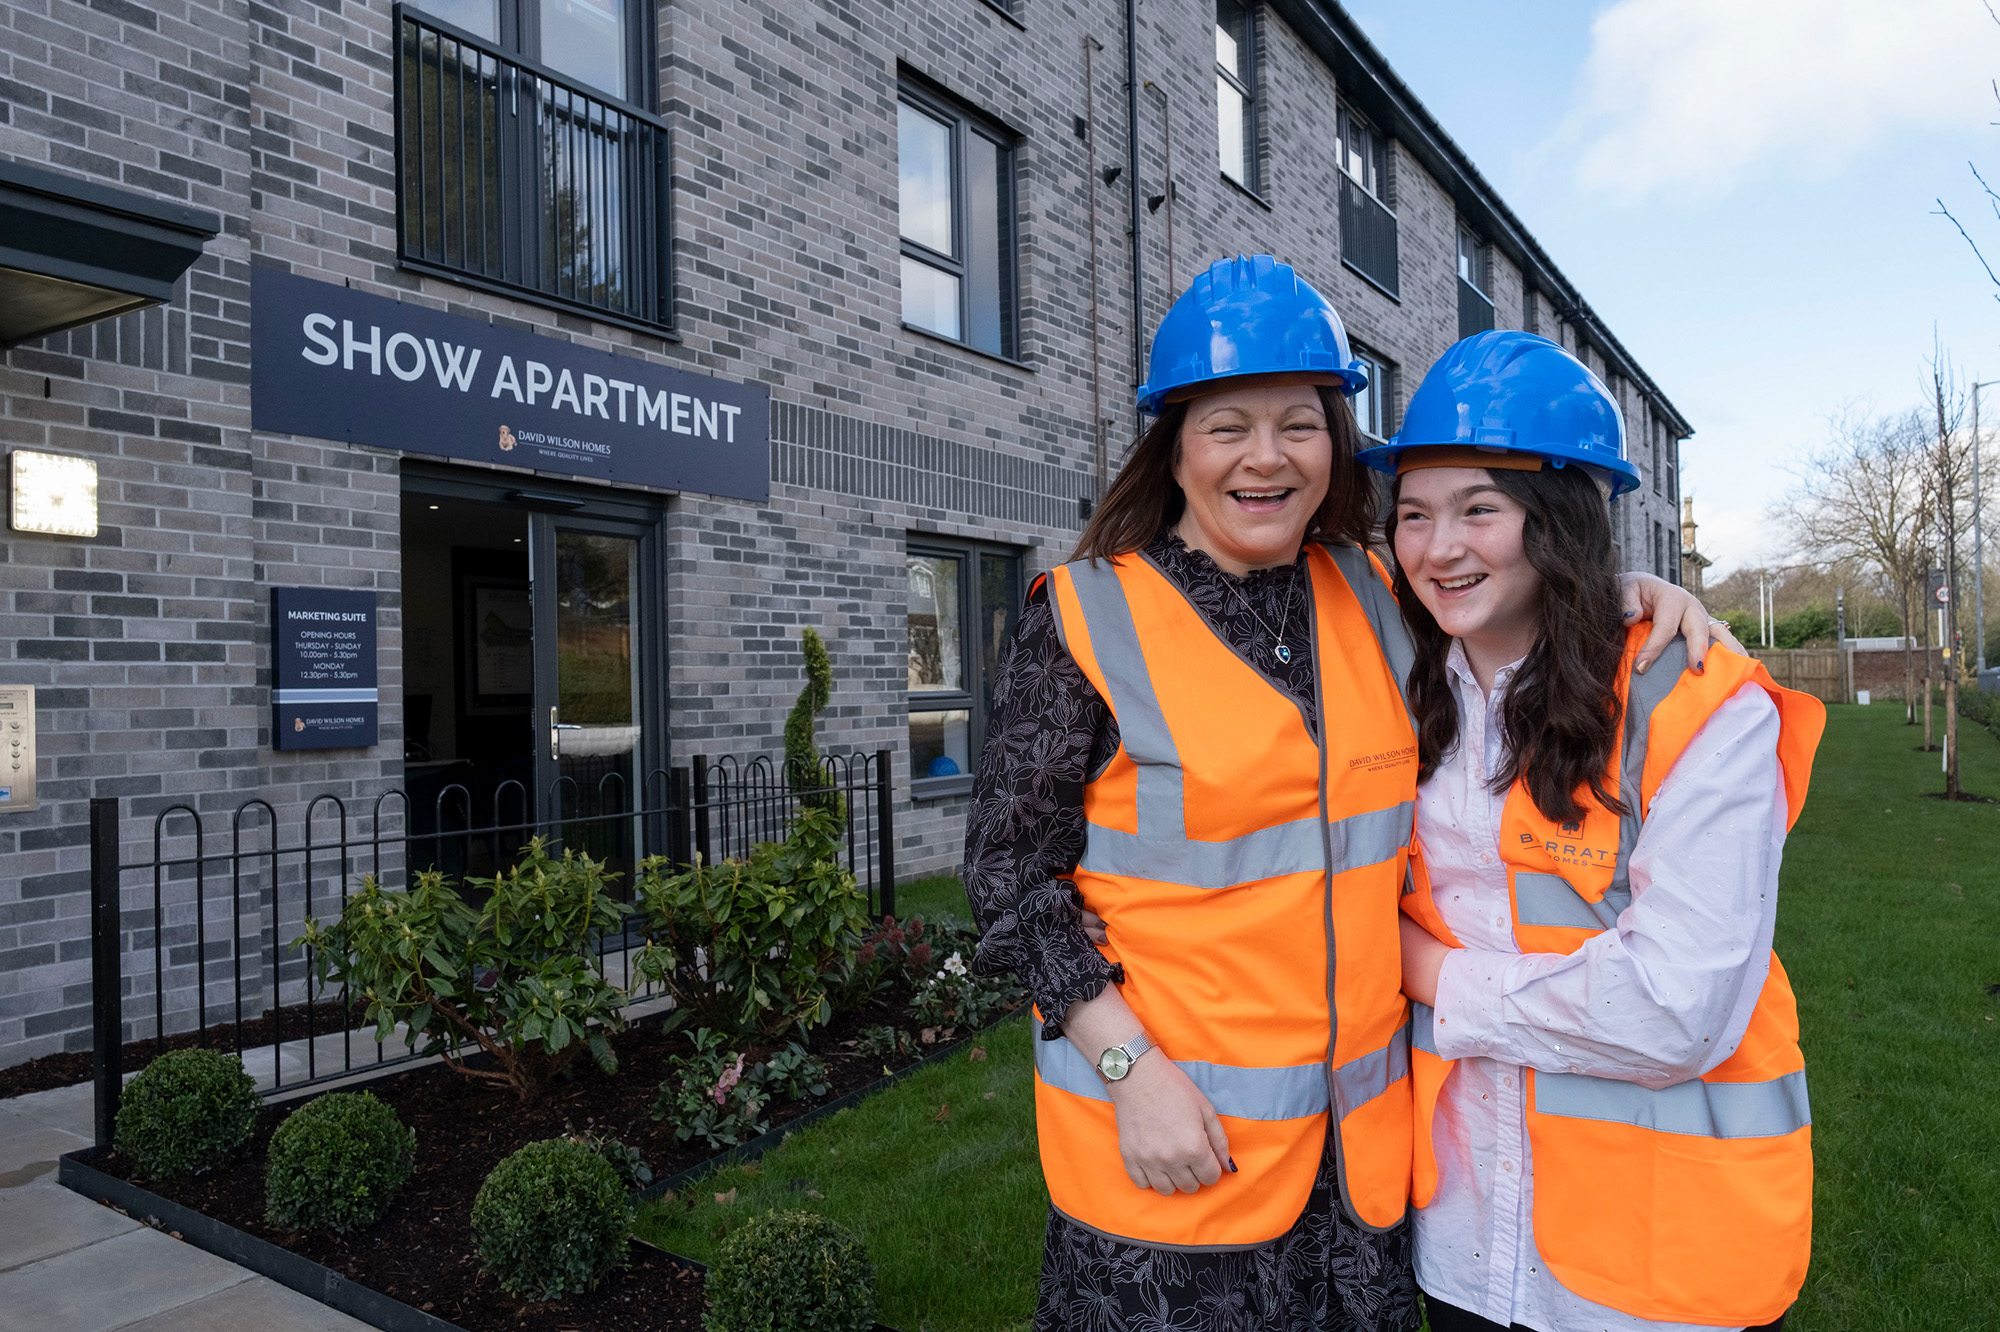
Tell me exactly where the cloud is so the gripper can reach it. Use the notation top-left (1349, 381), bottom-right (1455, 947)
top-left (1564, 0), bottom-right (1998, 198)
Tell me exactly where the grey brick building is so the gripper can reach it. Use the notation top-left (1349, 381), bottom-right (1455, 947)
top-left (0, 0), bottom-right (1689, 1067)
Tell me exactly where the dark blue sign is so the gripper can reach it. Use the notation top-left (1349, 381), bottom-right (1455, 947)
top-left (250, 268), bottom-right (770, 502)
top-left (271, 587), bottom-right (378, 751)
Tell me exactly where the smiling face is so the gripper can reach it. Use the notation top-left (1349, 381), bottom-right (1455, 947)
top-left (1391, 466), bottom-right (1544, 683)
top-left (1169, 383), bottom-right (1334, 575)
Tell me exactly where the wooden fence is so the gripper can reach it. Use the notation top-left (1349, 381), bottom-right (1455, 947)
top-left (1750, 648), bottom-right (1848, 703)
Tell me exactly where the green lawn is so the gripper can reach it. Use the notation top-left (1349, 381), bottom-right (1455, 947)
top-left (635, 1016), bottom-right (1046, 1332)
top-left (886, 873), bottom-right (973, 925)
top-left (642, 706), bottom-right (2000, 1330)
top-left (1779, 703), bottom-right (2000, 1330)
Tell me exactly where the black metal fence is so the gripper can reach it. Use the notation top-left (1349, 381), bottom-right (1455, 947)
top-left (394, 3), bottom-right (673, 332)
top-left (87, 750), bottom-right (895, 1146)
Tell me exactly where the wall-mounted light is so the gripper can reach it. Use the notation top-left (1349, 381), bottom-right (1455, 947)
top-left (10, 450), bottom-right (98, 537)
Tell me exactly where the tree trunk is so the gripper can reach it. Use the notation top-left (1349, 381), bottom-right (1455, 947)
top-left (1902, 585), bottom-right (1917, 723)
top-left (1946, 669), bottom-right (1961, 797)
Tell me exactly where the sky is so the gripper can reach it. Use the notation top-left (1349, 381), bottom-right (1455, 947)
top-left (1342, 0), bottom-right (2000, 578)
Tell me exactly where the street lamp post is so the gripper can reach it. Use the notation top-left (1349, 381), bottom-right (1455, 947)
top-left (1973, 379), bottom-right (1998, 674)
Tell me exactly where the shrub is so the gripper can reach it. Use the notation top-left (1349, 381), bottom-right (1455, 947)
top-left (472, 1138), bottom-right (633, 1301)
top-left (264, 1091), bottom-right (415, 1232)
top-left (112, 1048), bottom-right (259, 1179)
top-left (651, 1028), bottom-right (770, 1151)
top-left (633, 809), bottom-right (869, 1043)
top-left (704, 1209), bottom-right (876, 1332)
top-left (575, 1131), bottom-right (652, 1190)
top-left (909, 949), bottom-right (1021, 1038)
top-left (757, 1042), bottom-right (829, 1103)
top-left (296, 840), bottom-right (631, 1102)
top-left (784, 627), bottom-right (842, 815)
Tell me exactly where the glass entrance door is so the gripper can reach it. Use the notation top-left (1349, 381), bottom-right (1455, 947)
top-left (532, 517), bottom-right (650, 862)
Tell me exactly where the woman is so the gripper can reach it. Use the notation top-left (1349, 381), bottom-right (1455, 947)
top-left (965, 260), bottom-right (1724, 1330)
top-left (1367, 331), bottom-right (1820, 1332)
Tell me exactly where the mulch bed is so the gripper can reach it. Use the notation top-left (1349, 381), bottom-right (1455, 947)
top-left (0, 1001), bottom-right (364, 1100)
top-left (89, 991), bottom-right (998, 1332)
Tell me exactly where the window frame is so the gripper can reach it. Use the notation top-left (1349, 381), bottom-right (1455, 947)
top-left (1348, 346), bottom-right (1393, 441)
top-left (897, 79), bottom-right (1022, 362)
top-left (407, 0), bottom-right (654, 109)
top-left (905, 535), bottom-right (1024, 800)
top-left (1335, 105), bottom-right (1389, 205)
top-left (1456, 225), bottom-right (1490, 298)
top-left (1215, 0), bottom-right (1260, 193)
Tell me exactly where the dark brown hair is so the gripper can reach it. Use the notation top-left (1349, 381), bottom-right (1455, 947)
top-left (1386, 463), bottom-right (1630, 823)
top-left (1070, 385), bottom-right (1376, 561)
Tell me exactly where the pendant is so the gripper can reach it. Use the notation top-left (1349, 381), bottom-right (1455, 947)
top-left (1274, 644), bottom-right (1292, 665)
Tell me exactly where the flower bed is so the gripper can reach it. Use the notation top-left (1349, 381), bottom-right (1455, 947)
top-left (75, 983), bottom-right (1016, 1332)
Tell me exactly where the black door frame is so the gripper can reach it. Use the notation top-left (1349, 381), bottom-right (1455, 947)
top-left (400, 462), bottom-right (671, 825)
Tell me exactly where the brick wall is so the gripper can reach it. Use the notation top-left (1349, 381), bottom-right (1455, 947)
top-left (0, 0), bottom-right (1690, 1064)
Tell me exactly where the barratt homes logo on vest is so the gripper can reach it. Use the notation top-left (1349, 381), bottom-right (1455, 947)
top-left (1542, 824), bottom-right (1615, 869)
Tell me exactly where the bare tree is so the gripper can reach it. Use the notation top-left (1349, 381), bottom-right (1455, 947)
top-left (1776, 407), bottom-right (1935, 719)
top-left (1929, 352), bottom-right (1974, 796)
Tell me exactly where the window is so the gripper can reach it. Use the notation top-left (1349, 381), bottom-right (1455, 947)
top-left (1336, 106), bottom-right (1398, 296)
top-left (1523, 288), bottom-right (1540, 336)
top-left (397, 2), bottom-right (669, 330)
top-left (1651, 419), bottom-right (1663, 495)
top-left (898, 84), bottom-right (1019, 359)
top-left (1215, 0), bottom-right (1257, 190)
top-left (1349, 347), bottom-right (1392, 440)
top-left (1456, 225), bottom-right (1494, 338)
top-left (907, 539), bottom-right (1021, 795)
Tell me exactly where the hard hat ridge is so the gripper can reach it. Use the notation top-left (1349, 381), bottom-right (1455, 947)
top-left (1136, 254), bottom-right (1369, 414)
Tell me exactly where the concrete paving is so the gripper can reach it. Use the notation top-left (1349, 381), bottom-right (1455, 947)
top-left (0, 1081), bottom-right (371, 1332)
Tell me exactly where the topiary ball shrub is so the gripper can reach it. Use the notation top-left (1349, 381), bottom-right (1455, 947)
top-left (264, 1091), bottom-right (415, 1232)
top-left (471, 1138), bottom-right (633, 1301)
top-left (704, 1209), bottom-right (877, 1332)
top-left (112, 1048), bottom-right (259, 1179)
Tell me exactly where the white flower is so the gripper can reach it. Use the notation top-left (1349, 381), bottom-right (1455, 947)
top-left (942, 951), bottom-right (968, 977)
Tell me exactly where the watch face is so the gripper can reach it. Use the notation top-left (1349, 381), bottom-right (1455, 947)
top-left (1099, 1046), bottom-right (1132, 1080)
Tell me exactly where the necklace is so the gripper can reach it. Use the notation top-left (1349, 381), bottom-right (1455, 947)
top-left (1225, 566), bottom-right (1302, 666)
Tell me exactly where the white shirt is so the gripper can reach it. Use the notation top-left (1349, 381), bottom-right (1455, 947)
top-left (1413, 641), bottom-right (1787, 1332)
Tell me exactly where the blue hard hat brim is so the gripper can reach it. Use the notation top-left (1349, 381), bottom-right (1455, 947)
top-left (1357, 438), bottom-right (1643, 498)
top-left (1137, 365), bottom-right (1367, 414)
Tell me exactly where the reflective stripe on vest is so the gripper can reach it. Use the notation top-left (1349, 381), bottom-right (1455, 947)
top-left (1032, 1015), bottom-right (1331, 1120)
top-left (1535, 1068), bottom-right (1811, 1139)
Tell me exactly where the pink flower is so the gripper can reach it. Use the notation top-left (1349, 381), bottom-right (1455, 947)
top-left (711, 1053), bottom-right (745, 1105)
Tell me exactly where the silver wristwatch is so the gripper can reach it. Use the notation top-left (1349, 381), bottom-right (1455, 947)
top-left (1095, 1032), bottom-right (1154, 1082)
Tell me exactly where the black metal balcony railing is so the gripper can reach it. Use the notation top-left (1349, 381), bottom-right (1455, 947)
top-left (1339, 173), bottom-right (1399, 298)
top-left (1458, 278), bottom-right (1495, 339)
top-left (394, 5), bottom-right (671, 331)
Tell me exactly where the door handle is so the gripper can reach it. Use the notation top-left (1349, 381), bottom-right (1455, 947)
top-left (550, 706), bottom-right (560, 760)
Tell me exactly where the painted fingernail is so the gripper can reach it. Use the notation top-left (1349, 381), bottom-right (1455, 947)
top-left (1228, 1157), bottom-right (1239, 1173)
top-left (1624, 609), bottom-right (1638, 617)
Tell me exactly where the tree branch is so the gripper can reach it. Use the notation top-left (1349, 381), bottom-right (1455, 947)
top-left (1936, 197), bottom-right (2000, 295)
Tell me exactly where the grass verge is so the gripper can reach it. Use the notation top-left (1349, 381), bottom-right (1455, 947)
top-left (888, 873), bottom-right (974, 925)
top-left (1780, 703), bottom-right (2000, 1329)
top-left (635, 1014), bottom-right (1045, 1332)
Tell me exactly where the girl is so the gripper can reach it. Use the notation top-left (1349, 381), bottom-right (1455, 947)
top-left (1368, 331), bottom-right (1820, 1332)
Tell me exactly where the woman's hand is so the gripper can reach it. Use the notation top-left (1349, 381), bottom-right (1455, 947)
top-left (1080, 907), bottom-right (1108, 946)
top-left (1058, 982), bottom-right (1231, 1194)
top-left (1105, 1054), bottom-right (1235, 1195)
top-left (1619, 573), bottom-right (1728, 673)
top-left (1399, 915), bottom-right (1452, 1008)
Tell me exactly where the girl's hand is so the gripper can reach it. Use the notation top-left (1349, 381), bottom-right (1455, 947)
top-left (1399, 915), bottom-right (1451, 1008)
top-left (1080, 907), bottom-right (1108, 946)
top-left (1105, 1053), bottom-right (1235, 1195)
top-left (1619, 573), bottom-right (1723, 673)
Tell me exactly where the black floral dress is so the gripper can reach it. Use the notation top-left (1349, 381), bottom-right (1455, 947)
top-left (965, 530), bottom-right (1421, 1332)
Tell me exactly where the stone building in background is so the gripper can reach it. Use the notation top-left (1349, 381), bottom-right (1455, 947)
top-left (0, 0), bottom-right (1690, 1066)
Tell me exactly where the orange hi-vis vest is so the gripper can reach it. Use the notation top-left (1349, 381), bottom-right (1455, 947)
top-left (1036, 542), bottom-right (1419, 1249)
top-left (1402, 631), bottom-right (1825, 1326)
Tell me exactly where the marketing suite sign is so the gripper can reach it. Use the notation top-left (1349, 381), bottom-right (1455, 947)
top-left (250, 268), bottom-right (769, 502)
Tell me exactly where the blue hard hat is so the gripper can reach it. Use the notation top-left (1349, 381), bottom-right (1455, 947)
top-left (1356, 330), bottom-right (1640, 497)
top-left (1136, 255), bottom-right (1369, 414)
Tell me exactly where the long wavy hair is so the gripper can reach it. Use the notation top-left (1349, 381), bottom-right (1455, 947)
top-left (1070, 385), bottom-right (1376, 561)
top-left (1386, 464), bottom-right (1630, 823)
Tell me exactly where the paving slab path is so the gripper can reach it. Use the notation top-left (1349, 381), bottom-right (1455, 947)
top-left (0, 1082), bottom-right (370, 1332)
